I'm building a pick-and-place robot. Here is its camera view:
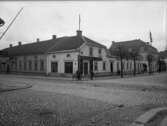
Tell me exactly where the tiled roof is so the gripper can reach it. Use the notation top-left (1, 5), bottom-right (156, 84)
top-left (109, 39), bottom-right (158, 55)
top-left (1, 35), bottom-right (106, 56)
top-left (2, 39), bottom-right (57, 56)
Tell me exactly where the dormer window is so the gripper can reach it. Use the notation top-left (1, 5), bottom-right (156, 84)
top-left (66, 54), bottom-right (71, 57)
top-left (52, 54), bottom-right (56, 58)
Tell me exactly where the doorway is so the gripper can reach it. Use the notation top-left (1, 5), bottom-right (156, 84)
top-left (83, 62), bottom-right (88, 75)
top-left (51, 62), bottom-right (58, 72)
top-left (110, 62), bottom-right (113, 72)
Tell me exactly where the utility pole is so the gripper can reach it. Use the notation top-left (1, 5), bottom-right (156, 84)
top-left (0, 18), bottom-right (5, 27)
top-left (118, 45), bottom-right (124, 78)
top-left (0, 7), bottom-right (23, 40)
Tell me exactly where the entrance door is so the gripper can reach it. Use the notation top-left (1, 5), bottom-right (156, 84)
top-left (83, 62), bottom-right (88, 75)
top-left (110, 62), bottom-right (113, 72)
top-left (51, 62), bottom-right (58, 72)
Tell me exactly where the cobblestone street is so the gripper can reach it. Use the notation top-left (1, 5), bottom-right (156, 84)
top-left (0, 73), bottom-right (167, 126)
top-left (0, 73), bottom-right (166, 106)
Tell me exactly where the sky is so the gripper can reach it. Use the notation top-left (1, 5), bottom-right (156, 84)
top-left (0, 1), bottom-right (166, 51)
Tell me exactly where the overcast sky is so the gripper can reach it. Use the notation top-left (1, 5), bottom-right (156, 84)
top-left (0, 1), bottom-right (166, 51)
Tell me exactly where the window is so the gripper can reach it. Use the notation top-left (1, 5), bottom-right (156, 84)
top-left (127, 62), bottom-right (129, 70)
top-left (52, 54), bottom-right (56, 58)
top-left (98, 48), bottom-right (102, 56)
top-left (34, 55), bottom-right (38, 59)
top-left (89, 47), bottom-right (93, 56)
top-left (29, 60), bottom-right (32, 71)
top-left (94, 61), bottom-right (98, 71)
top-left (66, 54), bottom-right (71, 57)
top-left (51, 62), bottom-right (58, 72)
top-left (40, 60), bottom-right (44, 71)
top-left (24, 61), bottom-right (26, 71)
top-left (65, 62), bottom-right (73, 73)
top-left (103, 61), bottom-right (106, 70)
top-left (129, 62), bottom-right (132, 70)
top-left (122, 62), bottom-right (124, 70)
top-left (34, 60), bottom-right (38, 71)
top-left (19, 61), bottom-right (22, 70)
top-left (117, 62), bottom-right (119, 70)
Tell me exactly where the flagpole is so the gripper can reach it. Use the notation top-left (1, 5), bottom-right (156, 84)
top-left (79, 14), bottom-right (81, 31)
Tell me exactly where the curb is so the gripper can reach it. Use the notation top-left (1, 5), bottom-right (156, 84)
top-left (0, 84), bottom-right (32, 92)
top-left (129, 107), bottom-right (167, 126)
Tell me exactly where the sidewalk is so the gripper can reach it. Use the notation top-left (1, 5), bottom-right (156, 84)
top-left (1, 72), bottom-right (165, 81)
top-left (0, 80), bottom-right (32, 92)
top-left (130, 107), bottom-right (167, 126)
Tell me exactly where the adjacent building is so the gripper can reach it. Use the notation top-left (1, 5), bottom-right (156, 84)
top-left (109, 39), bottom-right (159, 74)
top-left (159, 50), bottom-right (167, 71)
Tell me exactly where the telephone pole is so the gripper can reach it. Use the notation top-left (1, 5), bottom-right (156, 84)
top-left (0, 7), bottom-right (23, 40)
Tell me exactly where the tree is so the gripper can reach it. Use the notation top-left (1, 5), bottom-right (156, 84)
top-left (115, 44), bottom-right (129, 78)
top-left (147, 54), bottom-right (153, 74)
top-left (128, 49), bottom-right (139, 76)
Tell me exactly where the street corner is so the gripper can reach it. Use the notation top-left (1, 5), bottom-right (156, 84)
top-left (0, 82), bottom-right (32, 92)
top-left (129, 107), bottom-right (167, 126)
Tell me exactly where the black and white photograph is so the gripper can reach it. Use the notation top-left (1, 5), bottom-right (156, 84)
top-left (0, 0), bottom-right (167, 126)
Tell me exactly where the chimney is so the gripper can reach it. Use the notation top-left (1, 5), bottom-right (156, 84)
top-left (18, 41), bottom-right (22, 46)
top-left (112, 41), bottom-right (115, 45)
top-left (36, 38), bottom-right (40, 42)
top-left (76, 30), bottom-right (82, 37)
top-left (52, 35), bottom-right (56, 40)
top-left (146, 42), bottom-right (149, 45)
top-left (9, 44), bottom-right (13, 48)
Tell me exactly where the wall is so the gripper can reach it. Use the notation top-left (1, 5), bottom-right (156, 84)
top-left (80, 44), bottom-right (114, 73)
top-left (47, 52), bottom-right (79, 74)
top-left (7, 54), bottom-right (47, 74)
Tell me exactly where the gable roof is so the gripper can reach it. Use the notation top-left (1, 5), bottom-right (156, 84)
top-left (109, 39), bottom-right (158, 56)
top-left (1, 34), bottom-right (106, 56)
